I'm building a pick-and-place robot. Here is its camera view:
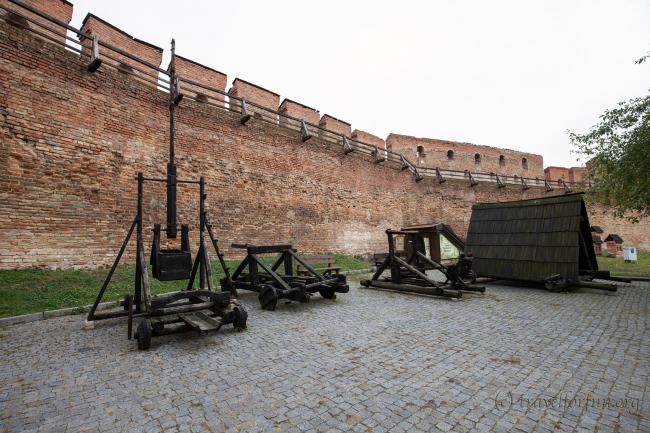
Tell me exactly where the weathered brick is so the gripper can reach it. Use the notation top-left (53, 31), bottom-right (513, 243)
top-left (351, 130), bottom-right (385, 149)
top-left (0, 16), bottom-right (647, 272)
top-left (319, 114), bottom-right (351, 137)
top-left (0, 0), bottom-right (72, 44)
top-left (387, 133), bottom-right (544, 178)
top-left (79, 12), bottom-right (163, 84)
top-left (171, 55), bottom-right (227, 106)
top-left (278, 98), bottom-right (320, 127)
top-left (228, 78), bottom-right (279, 120)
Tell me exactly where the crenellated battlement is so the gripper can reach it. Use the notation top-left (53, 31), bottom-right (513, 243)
top-left (279, 99), bottom-right (320, 126)
top-left (351, 130), bottom-right (385, 149)
top-left (80, 13), bottom-right (162, 75)
top-left (228, 78), bottom-right (280, 119)
top-left (1, 0), bottom-right (646, 271)
top-left (171, 55), bottom-right (227, 105)
top-left (386, 133), bottom-right (544, 179)
top-left (545, 166), bottom-right (588, 185)
top-left (0, 0), bottom-right (578, 188)
top-left (0, 0), bottom-right (71, 44)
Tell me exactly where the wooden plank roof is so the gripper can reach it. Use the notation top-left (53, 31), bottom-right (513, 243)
top-left (465, 193), bottom-right (597, 283)
top-left (604, 234), bottom-right (623, 243)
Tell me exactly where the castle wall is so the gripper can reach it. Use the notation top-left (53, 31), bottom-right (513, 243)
top-left (386, 134), bottom-right (545, 179)
top-left (0, 0), bottom-right (72, 44)
top-left (80, 13), bottom-right (162, 73)
top-left (0, 12), bottom-right (648, 271)
top-left (172, 55), bottom-right (227, 105)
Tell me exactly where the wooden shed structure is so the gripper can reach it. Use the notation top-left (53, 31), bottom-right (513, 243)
top-left (591, 226), bottom-right (604, 255)
top-left (464, 193), bottom-right (601, 289)
top-left (604, 234), bottom-right (624, 257)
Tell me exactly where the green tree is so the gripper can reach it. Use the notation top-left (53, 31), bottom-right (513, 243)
top-left (569, 91), bottom-right (650, 222)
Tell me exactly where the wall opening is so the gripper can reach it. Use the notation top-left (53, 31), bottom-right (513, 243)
top-left (499, 155), bottom-right (505, 167)
top-left (474, 153), bottom-right (481, 165)
top-left (522, 157), bottom-right (528, 170)
top-left (416, 145), bottom-right (425, 156)
top-left (447, 150), bottom-right (454, 160)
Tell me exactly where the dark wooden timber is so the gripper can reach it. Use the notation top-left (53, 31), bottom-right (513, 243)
top-left (228, 243), bottom-right (349, 310)
top-left (465, 193), bottom-right (623, 291)
top-left (87, 41), bottom-right (246, 349)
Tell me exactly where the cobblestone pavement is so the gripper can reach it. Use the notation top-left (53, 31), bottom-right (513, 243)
top-left (1, 277), bottom-right (648, 433)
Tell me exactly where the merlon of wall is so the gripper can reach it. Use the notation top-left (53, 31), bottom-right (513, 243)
top-left (0, 0), bottom-right (72, 44)
top-left (278, 98), bottom-right (320, 125)
top-left (228, 78), bottom-right (280, 118)
top-left (386, 133), bottom-right (544, 179)
top-left (351, 130), bottom-right (385, 149)
top-left (80, 13), bottom-right (162, 71)
top-left (319, 114), bottom-right (351, 137)
top-left (171, 55), bottom-right (227, 105)
top-left (544, 166), bottom-right (588, 185)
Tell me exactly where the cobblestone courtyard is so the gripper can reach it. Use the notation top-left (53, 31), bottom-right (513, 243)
top-left (1, 277), bottom-right (648, 433)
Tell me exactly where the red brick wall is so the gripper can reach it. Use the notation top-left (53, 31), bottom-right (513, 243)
top-left (0, 21), bottom-right (648, 270)
top-left (79, 13), bottom-right (162, 81)
top-left (278, 98), bottom-right (320, 126)
top-left (351, 129), bottom-right (385, 148)
top-left (544, 166), bottom-right (570, 182)
top-left (569, 167), bottom-right (587, 184)
top-left (172, 55), bottom-right (227, 106)
top-left (319, 114), bottom-right (351, 137)
top-left (387, 134), bottom-right (544, 179)
top-left (0, 0), bottom-right (72, 44)
top-left (228, 78), bottom-right (279, 120)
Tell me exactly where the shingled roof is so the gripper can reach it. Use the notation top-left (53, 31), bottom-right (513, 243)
top-left (464, 193), bottom-right (598, 283)
top-left (604, 234), bottom-right (623, 243)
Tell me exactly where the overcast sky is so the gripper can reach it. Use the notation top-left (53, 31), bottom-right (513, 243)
top-left (69, 0), bottom-right (649, 167)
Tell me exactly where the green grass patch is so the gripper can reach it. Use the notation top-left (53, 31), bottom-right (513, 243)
top-left (597, 250), bottom-right (650, 278)
top-left (0, 254), bottom-right (369, 318)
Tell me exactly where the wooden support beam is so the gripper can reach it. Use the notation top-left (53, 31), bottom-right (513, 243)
top-left (544, 178), bottom-right (554, 192)
top-left (372, 146), bottom-right (385, 163)
top-left (300, 120), bottom-right (312, 142)
top-left (240, 99), bottom-right (252, 125)
top-left (466, 171), bottom-right (478, 187)
top-left (343, 135), bottom-right (353, 154)
top-left (399, 155), bottom-right (410, 171)
top-left (172, 76), bottom-right (183, 105)
top-left (87, 34), bottom-right (102, 72)
top-left (436, 168), bottom-right (445, 184)
top-left (560, 179), bottom-right (572, 193)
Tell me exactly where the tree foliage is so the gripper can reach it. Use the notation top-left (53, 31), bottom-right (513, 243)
top-left (569, 92), bottom-right (650, 222)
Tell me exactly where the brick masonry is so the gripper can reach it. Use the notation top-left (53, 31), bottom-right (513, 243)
top-left (79, 13), bottom-right (163, 78)
top-left (172, 55), bottom-right (227, 106)
top-left (228, 78), bottom-right (280, 120)
top-left (278, 98), bottom-right (320, 128)
top-left (0, 17), bottom-right (648, 270)
top-left (351, 129), bottom-right (385, 148)
top-left (319, 114), bottom-right (352, 137)
top-left (387, 133), bottom-right (545, 179)
top-left (0, 0), bottom-right (72, 44)
top-left (545, 166), bottom-right (588, 184)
